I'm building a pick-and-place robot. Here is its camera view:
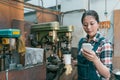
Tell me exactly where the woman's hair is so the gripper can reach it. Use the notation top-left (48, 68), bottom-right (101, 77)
top-left (81, 10), bottom-right (99, 24)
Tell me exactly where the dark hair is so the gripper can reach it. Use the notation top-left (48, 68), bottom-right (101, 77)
top-left (81, 10), bottom-right (99, 24)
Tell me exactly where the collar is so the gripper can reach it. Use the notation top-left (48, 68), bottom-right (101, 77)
top-left (85, 32), bottom-right (102, 43)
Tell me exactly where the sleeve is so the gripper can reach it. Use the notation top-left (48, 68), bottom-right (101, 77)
top-left (100, 42), bottom-right (113, 71)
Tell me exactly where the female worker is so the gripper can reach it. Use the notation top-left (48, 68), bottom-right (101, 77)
top-left (77, 10), bottom-right (113, 80)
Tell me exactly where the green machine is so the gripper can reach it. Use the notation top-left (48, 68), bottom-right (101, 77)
top-left (30, 22), bottom-right (74, 80)
top-left (58, 25), bottom-right (74, 45)
top-left (57, 25), bottom-right (74, 58)
top-left (30, 21), bottom-right (59, 48)
top-left (0, 29), bottom-right (20, 71)
top-left (30, 22), bottom-right (60, 72)
top-left (30, 22), bottom-right (74, 57)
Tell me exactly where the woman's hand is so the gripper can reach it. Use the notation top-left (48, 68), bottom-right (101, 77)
top-left (82, 48), bottom-right (111, 79)
top-left (81, 48), bottom-right (99, 62)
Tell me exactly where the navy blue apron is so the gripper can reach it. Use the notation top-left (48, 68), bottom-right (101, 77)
top-left (77, 37), bottom-right (104, 80)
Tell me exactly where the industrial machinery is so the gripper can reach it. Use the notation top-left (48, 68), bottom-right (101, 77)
top-left (57, 25), bottom-right (74, 58)
top-left (0, 29), bottom-right (20, 71)
top-left (30, 22), bottom-right (74, 80)
top-left (30, 21), bottom-right (59, 47)
top-left (30, 21), bottom-right (60, 63)
top-left (30, 21), bottom-right (61, 80)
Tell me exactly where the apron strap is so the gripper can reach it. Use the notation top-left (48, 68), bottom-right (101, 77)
top-left (93, 37), bottom-right (105, 52)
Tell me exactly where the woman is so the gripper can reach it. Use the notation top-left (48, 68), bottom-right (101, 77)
top-left (77, 10), bottom-right (113, 80)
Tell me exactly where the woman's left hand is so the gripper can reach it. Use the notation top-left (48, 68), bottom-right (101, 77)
top-left (81, 48), bottom-right (98, 62)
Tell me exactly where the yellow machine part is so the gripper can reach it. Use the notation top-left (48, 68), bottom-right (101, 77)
top-left (0, 44), bottom-right (3, 50)
top-left (2, 38), bottom-right (10, 44)
top-left (12, 31), bottom-right (20, 35)
top-left (18, 36), bottom-right (26, 56)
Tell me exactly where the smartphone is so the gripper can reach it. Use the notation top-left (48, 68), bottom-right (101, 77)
top-left (82, 43), bottom-right (93, 51)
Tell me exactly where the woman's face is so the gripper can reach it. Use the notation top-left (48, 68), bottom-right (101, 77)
top-left (82, 15), bottom-right (99, 38)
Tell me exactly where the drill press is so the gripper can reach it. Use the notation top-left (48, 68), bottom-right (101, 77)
top-left (30, 22), bottom-right (74, 80)
top-left (0, 29), bottom-right (20, 71)
top-left (57, 25), bottom-right (74, 58)
top-left (30, 21), bottom-right (59, 56)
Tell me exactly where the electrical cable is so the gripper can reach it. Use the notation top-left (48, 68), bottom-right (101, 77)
top-left (41, 0), bottom-right (44, 23)
top-left (88, 0), bottom-right (90, 10)
top-left (104, 0), bottom-right (108, 19)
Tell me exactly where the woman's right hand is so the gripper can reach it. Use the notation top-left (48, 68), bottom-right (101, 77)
top-left (81, 48), bottom-right (98, 62)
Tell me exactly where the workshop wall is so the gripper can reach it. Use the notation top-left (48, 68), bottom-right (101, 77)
top-left (36, 10), bottom-right (60, 23)
top-left (0, 0), bottom-right (24, 28)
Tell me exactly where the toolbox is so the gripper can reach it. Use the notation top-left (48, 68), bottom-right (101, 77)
top-left (0, 29), bottom-right (20, 38)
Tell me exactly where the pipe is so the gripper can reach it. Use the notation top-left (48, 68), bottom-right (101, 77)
top-left (62, 9), bottom-right (86, 14)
